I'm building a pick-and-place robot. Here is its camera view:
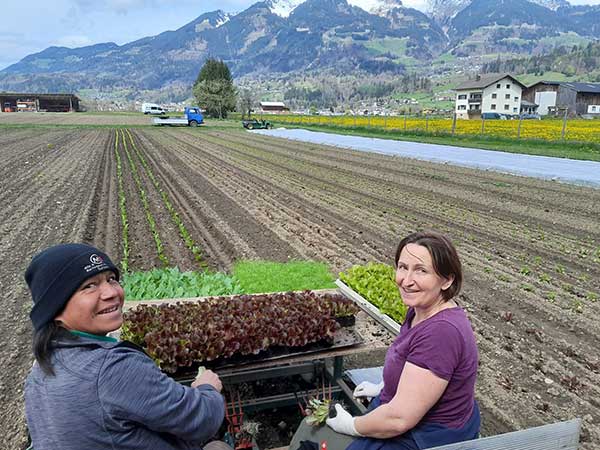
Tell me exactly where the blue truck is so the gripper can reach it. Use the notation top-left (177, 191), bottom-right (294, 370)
top-left (152, 107), bottom-right (204, 127)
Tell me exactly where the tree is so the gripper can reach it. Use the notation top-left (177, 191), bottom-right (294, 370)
top-left (193, 58), bottom-right (237, 118)
top-left (238, 88), bottom-right (255, 119)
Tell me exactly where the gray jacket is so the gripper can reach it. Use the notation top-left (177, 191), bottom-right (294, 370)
top-left (25, 334), bottom-right (225, 450)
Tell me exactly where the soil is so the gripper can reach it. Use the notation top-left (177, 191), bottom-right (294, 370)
top-left (1, 125), bottom-right (599, 449)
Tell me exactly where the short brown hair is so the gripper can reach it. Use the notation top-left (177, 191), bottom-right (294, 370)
top-left (394, 231), bottom-right (462, 301)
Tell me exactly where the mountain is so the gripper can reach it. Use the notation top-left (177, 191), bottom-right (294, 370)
top-left (0, 0), bottom-right (599, 98)
top-left (426, 0), bottom-right (570, 24)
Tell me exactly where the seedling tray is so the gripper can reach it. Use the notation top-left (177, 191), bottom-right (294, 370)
top-left (171, 327), bottom-right (363, 380)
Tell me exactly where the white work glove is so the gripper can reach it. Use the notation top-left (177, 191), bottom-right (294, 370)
top-left (353, 381), bottom-right (384, 400)
top-left (326, 404), bottom-right (363, 437)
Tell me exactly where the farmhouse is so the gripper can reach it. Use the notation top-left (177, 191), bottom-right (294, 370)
top-left (454, 74), bottom-right (525, 119)
top-left (522, 81), bottom-right (600, 117)
top-left (0, 93), bottom-right (80, 112)
top-left (259, 101), bottom-right (289, 114)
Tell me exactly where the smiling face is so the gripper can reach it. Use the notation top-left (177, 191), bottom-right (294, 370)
top-left (55, 270), bottom-right (125, 335)
top-left (396, 243), bottom-right (454, 311)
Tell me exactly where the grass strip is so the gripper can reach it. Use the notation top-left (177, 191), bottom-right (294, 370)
top-left (232, 260), bottom-right (336, 294)
top-left (114, 130), bottom-right (130, 272)
top-left (125, 130), bottom-right (205, 268)
top-left (123, 267), bottom-right (243, 300)
top-left (120, 129), bottom-right (169, 266)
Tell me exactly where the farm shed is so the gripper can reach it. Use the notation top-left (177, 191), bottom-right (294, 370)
top-left (523, 81), bottom-right (600, 117)
top-left (0, 93), bottom-right (80, 112)
top-left (259, 101), bottom-right (289, 114)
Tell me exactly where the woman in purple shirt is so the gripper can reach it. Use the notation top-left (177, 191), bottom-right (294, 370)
top-left (327, 231), bottom-right (480, 449)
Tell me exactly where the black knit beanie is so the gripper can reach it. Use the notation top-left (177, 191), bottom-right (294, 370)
top-left (25, 243), bottom-right (120, 330)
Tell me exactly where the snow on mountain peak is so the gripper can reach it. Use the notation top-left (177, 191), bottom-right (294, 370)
top-left (266, 0), bottom-right (426, 18)
top-left (266, 0), bottom-right (305, 17)
top-left (265, 0), bottom-right (570, 20)
top-left (347, 0), bottom-right (405, 15)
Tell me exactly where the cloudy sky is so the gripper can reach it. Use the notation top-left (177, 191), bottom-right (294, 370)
top-left (1, 0), bottom-right (599, 70)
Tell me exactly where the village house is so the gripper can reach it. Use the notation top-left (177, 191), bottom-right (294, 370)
top-left (454, 74), bottom-right (525, 119)
top-left (259, 101), bottom-right (289, 114)
top-left (522, 81), bottom-right (600, 117)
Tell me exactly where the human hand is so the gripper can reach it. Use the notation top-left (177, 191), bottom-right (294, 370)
top-left (325, 404), bottom-right (363, 437)
top-left (353, 381), bottom-right (384, 400)
top-left (192, 369), bottom-right (222, 392)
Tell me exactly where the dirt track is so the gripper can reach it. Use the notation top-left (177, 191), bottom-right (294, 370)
top-left (1, 125), bottom-right (598, 449)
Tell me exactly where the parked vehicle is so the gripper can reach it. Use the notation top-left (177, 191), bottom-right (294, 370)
top-left (142, 103), bottom-right (166, 115)
top-left (481, 112), bottom-right (506, 120)
top-left (519, 113), bottom-right (541, 120)
top-left (152, 107), bottom-right (203, 127)
top-left (242, 119), bottom-right (272, 130)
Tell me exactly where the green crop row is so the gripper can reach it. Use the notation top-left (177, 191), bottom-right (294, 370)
top-left (339, 262), bottom-right (407, 323)
top-left (114, 130), bottom-right (130, 272)
top-left (125, 130), bottom-right (205, 268)
top-left (120, 129), bottom-right (169, 266)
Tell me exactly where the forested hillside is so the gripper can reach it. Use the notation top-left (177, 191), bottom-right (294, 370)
top-left (483, 42), bottom-right (600, 81)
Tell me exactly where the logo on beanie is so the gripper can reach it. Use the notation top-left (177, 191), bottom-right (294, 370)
top-left (84, 253), bottom-right (110, 273)
top-left (90, 254), bottom-right (104, 265)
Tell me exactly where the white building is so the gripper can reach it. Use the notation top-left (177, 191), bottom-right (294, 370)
top-left (454, 74), bottom-right (526, 119)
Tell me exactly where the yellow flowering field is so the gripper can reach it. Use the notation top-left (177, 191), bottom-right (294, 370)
top-left (271, 114), bottom-right (600, 144)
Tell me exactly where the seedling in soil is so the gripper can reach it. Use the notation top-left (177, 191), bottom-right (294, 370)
top-left (520, 283), bottom-right (534, 292)
top-left (570, 299), bottom-right (583, 314)
top-left (546, 292), bottom-right (557, 303)
top-left (497, 274), bottom-right (511, 282)
top-left (538, 273), bottom-right (551, 283)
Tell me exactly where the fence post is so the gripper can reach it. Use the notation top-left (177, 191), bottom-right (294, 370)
top-left (384, 112), bottom-right (387, 129)
top-left (451, 112), bottom-right (457, 136)
top-left (480, 116), bottom-right (485, 135)
top-left (404, 114), bottom-right (407, 131)
top-left (354, 113), bottom-right (357, 128)
top-left (368, 114), bottom-right (371, 128)
top-left (425, 114), bottom-right (429, 133)
top-left (517, 115), bottom-right (523, 139)
top-left (561, 108), bottom-right (568, 140)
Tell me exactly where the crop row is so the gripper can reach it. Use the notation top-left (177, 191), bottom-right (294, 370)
top-left (271, 114), bottom-right (600, 143)
top-left (119, 129), bottom-right (169, 266)
top-left (124, 130), bottom-right (205, 268)
top-left (114, 131), bottom-right (130, 272)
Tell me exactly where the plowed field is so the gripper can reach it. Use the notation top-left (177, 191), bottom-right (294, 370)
top-left (1, 125), bottom-right (598, 449)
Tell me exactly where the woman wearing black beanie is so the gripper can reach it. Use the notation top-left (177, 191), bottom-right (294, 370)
top-left (24, 243), bottom-right (230, 450)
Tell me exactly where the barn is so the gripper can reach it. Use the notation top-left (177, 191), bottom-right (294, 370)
top-left (522, 81), bottom-right (600, 117)
top-left (0, 93), bottom-right (80, 112)
top-left (259, 101), bottom-right (289, 114)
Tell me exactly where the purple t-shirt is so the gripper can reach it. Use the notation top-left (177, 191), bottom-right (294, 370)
top-left (379, 306), bottom-right (478, 428)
